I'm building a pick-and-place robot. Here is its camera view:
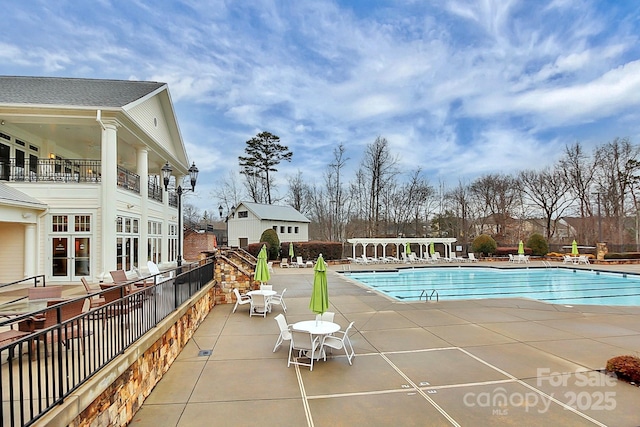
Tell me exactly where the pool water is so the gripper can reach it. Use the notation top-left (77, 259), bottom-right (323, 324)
top-left (344, 267), bottom-right (640, 306)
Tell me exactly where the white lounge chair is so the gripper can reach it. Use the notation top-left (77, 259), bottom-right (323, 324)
top-left (578, 255), bottom-right (590, 265)
top-left (315, 311), bottom-right (335, 323)
top-left (323, 322), bottom-right (356, 365)
top-left (288, 329), bottom-right (325, 371)
top-left (468, 253), bottom-right (479, 262)
top-left (270, 288), bottom-right (287, 313)
top-left (273, 313), bottom-right (292, 352)
top-left (232, 288), bottom-right (251, 313)
top-left (249, 293), bottom-right (269, 318)
top-left (280, 258), bottom-right (290, 268)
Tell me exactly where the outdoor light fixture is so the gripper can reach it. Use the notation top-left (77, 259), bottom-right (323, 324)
top-left (162, 161), bottom-right (199, 266)
top-left (218, 205), bottom-right (223, 218)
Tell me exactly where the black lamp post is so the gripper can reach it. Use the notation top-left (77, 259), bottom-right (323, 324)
top-left (218, 205), bottom-right (223, 218)
top-left (162, 161), bottom-right (199, 267)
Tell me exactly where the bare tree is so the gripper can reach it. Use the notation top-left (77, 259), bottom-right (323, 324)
top-left (519, 167), bottom-right (573, 241)
top-left (359, 136), bottom-right (398, 237)
top-left (470, 174), bottom-right (520, 240)
top-left (286, 170), bottom-right (311, 215)
top-left (557, 142), bottom-right (597, 242)
top-left (594, 137), bottom-right (640, 244)
top-left (445, 180), bottom-right (474, 246)
top-left (325, 143), bottom-right (350, 241)
top-left (213, 170), bottom-right (245, 215)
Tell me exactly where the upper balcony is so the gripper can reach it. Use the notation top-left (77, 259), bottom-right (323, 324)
top-left (0, 158), bottom-right (176, 206)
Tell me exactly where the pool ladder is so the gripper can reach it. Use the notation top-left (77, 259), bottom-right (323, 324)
top-left (420, 289), bottom-right (439, 302)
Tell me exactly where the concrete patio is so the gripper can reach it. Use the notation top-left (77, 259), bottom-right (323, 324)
top-left (130, 262), bottom-right (640, 426)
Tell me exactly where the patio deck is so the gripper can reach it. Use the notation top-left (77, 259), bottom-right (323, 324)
top-left (131, 261), bottom-right (640, 426)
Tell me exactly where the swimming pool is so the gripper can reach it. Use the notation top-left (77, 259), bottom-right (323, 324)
top-left (343, 267), bottom-right (640, 306)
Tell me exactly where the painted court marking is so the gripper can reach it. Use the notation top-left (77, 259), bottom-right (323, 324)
top-left (295, 347), bottom-right (608, 427)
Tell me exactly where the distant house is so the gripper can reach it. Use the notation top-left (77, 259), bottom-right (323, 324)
top-left (226, 201), bottom-right (310, 248)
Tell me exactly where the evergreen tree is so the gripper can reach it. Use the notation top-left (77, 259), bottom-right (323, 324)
top-left (238, 131), bottom-right (293, 204)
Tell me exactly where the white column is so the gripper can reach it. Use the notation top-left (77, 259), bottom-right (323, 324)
top-left (24, 223), bottom-right (37, 277)
top-left (100, 120), bottom-right (118, 279)
top-left (137, 148), bottom-right (148, 267)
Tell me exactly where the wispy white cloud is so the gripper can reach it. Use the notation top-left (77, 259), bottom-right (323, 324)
top-left (2, 0), bottom-right (640, 210)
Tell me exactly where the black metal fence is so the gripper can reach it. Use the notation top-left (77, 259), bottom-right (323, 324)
top-left (0, 258), bottom-right (215, 427)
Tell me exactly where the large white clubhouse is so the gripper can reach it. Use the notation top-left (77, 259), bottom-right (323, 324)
top-left (0, 76), bottom-right (193, 283)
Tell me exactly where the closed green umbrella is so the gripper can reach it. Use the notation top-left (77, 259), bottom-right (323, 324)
top-left (289, 242), bottom-right (295, 260)
top-left (430, 241), bottom-right (435, 255)
top-left (405, 242), bottom-right (412, 255)
top-left (518, 240), bottom-right (524, 255)
top-left (309, 254), bottom-right (329, 318)
top-left (254, 244), bottom-right (270, 285)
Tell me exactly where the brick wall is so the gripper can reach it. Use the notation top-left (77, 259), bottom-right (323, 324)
top-left (184, 231), bottom-right (217, 262)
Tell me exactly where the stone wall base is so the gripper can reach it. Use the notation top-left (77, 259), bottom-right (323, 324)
top-left (38, 282), bottom-right (216, 427)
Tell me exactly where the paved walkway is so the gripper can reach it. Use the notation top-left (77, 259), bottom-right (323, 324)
top-left (130, 262), bottom-right (640, 426)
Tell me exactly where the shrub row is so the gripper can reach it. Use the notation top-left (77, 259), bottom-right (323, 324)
top-left (280, 241), bottom-right (342, 261)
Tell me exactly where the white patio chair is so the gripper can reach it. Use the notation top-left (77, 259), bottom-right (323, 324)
top-left (323, 321), bottom-right (356, 365)
top-left (270, 288), bottom-right (287, 313)
top-left (288, 329), bottom-right (325, 371)
top-left (280, 258), bottom-right (290, 268)
top-left (232, 288), bottom-right (251, 313)
top-left (296, 256), bottom-right (306, 267)
top-left (147, 261), bottom-right (170, 279)
top-left (578, 255), bottom-right (590, 265)
top-left (260, 284), bottom-right (272, 291)
top-left (508, 254), bottom-right (515, 263)
top-left (249, 293), bottom-right (269, 318)
top-left (273, 313), bottom-right (292, 352)
top-left (468, 253), bottom-right (479, 262)
top-left (267, 261), bottom-right (274, 273)
top-left (315, 311), bottom-right (335, 323)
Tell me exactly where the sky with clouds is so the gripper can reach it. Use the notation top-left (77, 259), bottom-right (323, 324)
top-left (3, 0), bottom-right (640, 213)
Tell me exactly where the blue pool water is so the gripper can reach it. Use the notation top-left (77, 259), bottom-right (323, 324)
top-left (343, 267), bottom-right (640, 306)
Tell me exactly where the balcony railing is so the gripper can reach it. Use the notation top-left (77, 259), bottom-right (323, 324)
top-left (0, 258), bottom-right (215, 427)
top-left (117, 165), bottom-right (140, 193)
top-left (0, 158), bottom-right (101, 183)
top-left (0, 159), bottom-right (169, 203)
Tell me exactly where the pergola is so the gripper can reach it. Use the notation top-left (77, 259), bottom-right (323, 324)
top-left (347, 237), bottom-right (458, 259)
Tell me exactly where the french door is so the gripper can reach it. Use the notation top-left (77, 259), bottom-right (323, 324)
top-left (51, 236), bottom-right (91, 281)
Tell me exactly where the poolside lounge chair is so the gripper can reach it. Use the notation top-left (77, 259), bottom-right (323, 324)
top-left (468, 253), bottom-right (479, 262)
top-left (270, 288), bottom-right (287, 313)
top-left (249, 293), bottom-right (269, 318)
top-left (232, 288), bottom-right (251, 313)
top-left (323, 321), bottom-right (355, 365)
top-left (578, 255), bottom-right (590, 265)
top-left (273, 313), bottom-right (292, 352)
top-left (288, 329), bottom-right (325, 371)
top-left (508, 254), bottom-right (515, 263)
top-left (315, 311), bottom-right (335, 323)
top-left (280, 258), bottom-right (290, 268)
